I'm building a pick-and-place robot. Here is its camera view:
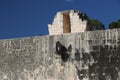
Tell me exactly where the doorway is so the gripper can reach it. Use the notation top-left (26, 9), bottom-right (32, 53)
top-left (63, 13), bottom-right (71, 33)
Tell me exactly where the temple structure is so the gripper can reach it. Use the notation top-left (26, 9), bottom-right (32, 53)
top-left (0, 10), bottom-right (120, 80)
top-left (48, 10), bottom-right (90, 35)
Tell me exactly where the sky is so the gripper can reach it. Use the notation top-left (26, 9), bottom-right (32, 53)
top-left (0, 0), bottom-right (120, 39)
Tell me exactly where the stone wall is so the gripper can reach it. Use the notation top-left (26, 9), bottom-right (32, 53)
top-left (48, 12), bottom-right (63, 35)
top-left (69, 10), bottom-right (88, 33)
top-left (0, 29), bottom-right (120, 80)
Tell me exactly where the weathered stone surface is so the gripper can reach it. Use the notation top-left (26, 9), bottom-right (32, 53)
top-left (0, 29), bottom-right (120, 80)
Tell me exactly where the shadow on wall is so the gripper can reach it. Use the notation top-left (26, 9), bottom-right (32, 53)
top-left (89, 45), bottom-right (120, 80)
top-left (75, 45), bottom-right (120, 80)
top-left (55, 41), bottom-right (71, 62)
top-left (55, 41), bottom-right (120, 80)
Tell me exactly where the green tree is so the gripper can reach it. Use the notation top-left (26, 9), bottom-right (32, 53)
top-left (109, 22), bottom-right (117, 29)
top-left (109, 19), bottom-right (120, 29)
top-left (117, 19), bottom-right (120, 27)
top-left (89, 19), bottom-right (105, 30)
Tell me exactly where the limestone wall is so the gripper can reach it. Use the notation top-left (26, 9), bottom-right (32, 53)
top-left (0, 29), bottom-right (120, 80)
top-left (70, 10), bottom-right (88, 33)
top-left (48, 12), bottom-right (63, 35)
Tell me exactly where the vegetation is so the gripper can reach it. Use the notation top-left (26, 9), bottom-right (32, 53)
top-left (109, 19), bottom-right (120, 29)
top-left (89, 19), bottom-right (105, 30)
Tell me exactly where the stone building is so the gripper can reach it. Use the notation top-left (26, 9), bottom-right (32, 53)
top-left (48, 10), bottom-right (90, 35)
top-left (0, 10), bottom-right (120, 80)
